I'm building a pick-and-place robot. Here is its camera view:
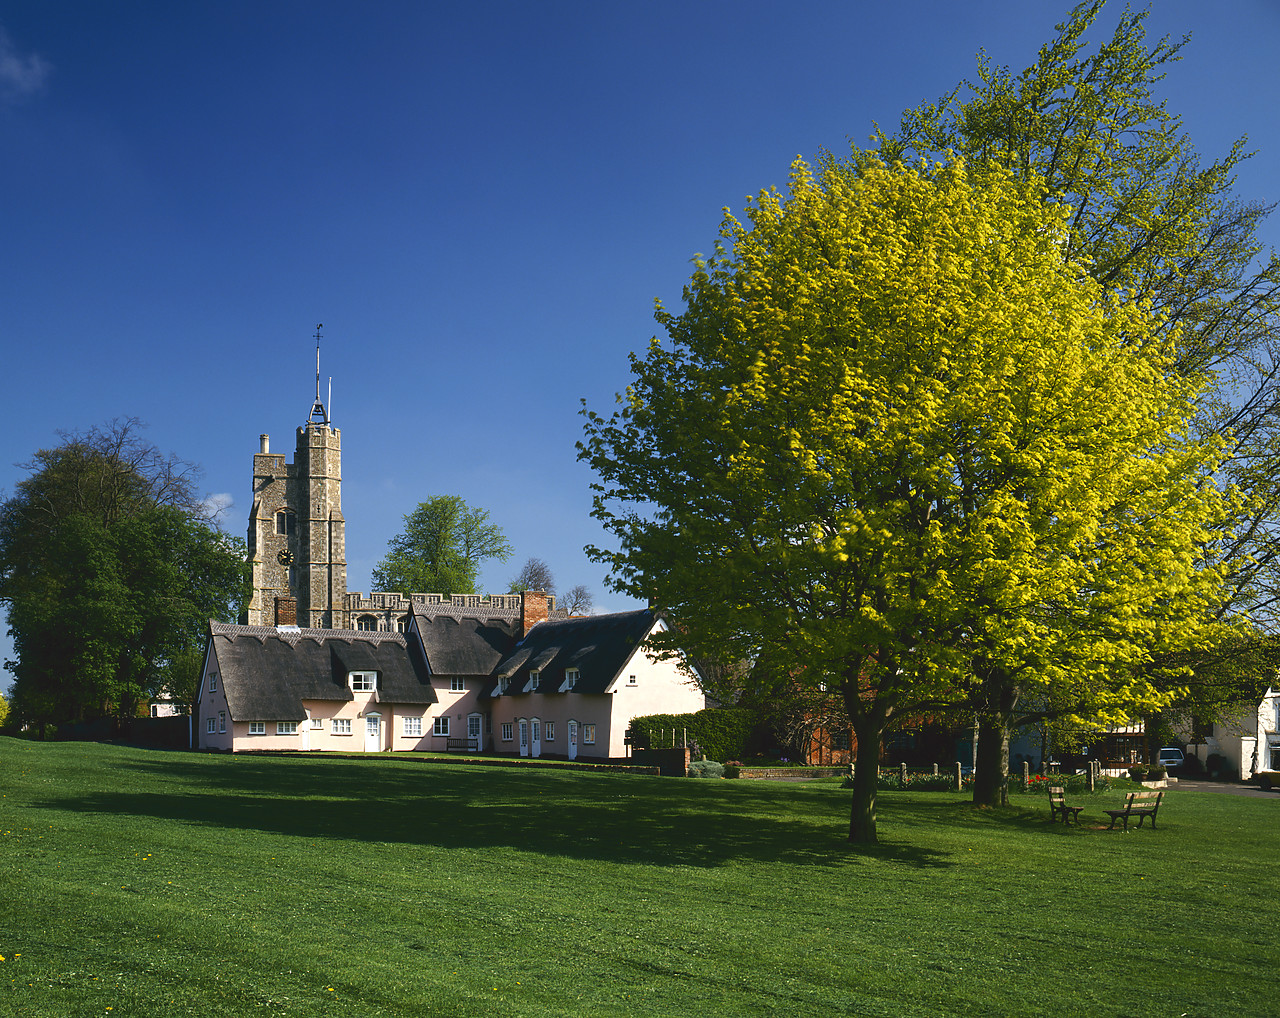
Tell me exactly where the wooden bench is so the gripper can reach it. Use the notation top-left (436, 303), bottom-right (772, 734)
top-left (445, 738), bottom-right (478, 752)
top-left (1048, 786), bottom-right (1084, 824)
top-left (1104, 790), bottom-right (1164, 831)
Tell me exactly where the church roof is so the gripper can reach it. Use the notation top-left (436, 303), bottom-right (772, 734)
top-left (208, 622), bottom-right (436, 721)
top-left (490, 608), bottom-right (659, 697)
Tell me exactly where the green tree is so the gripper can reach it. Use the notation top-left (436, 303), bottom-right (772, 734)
top-left (0, 689), bottom-right (9, 729)
top-left (372, 495), bottom-right (512, 596)
top-left (580, 154), bottom-right (1236, 843)
top-left (0, 421), bottom-right (249, 730)
top-left (875, 1), bottom-right (1280, 801)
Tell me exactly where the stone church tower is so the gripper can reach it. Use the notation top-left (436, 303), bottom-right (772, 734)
top-left (245, 422), bottom-right (348, 630)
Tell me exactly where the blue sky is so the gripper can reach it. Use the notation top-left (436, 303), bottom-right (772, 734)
top-left (2, 1), bottom-right (1279, 691)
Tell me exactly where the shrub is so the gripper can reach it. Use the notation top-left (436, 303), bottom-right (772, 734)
top-left (1147, 764), bottom-right (1167, 780)
top-left (631, 708), bottom-right (755, 762)
top-left (687, 759), bottom-right (725, 779)
top-left (1129, 765), bottom-right (1149, 781)
top-left (723, 763), bottom-right (741, 779)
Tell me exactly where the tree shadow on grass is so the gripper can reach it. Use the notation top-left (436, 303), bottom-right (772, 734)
top-left (28, 749), bottom-right (957, 870)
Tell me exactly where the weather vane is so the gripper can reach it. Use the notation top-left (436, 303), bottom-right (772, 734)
top-left (307, 323), bottom-right (329, 426)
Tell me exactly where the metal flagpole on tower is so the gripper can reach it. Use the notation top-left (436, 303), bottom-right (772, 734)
top-left (307, 324), bottom-right (329, 425)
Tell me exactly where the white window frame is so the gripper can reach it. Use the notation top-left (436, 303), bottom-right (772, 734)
top-left (207, 717), bottom-right (216, 734)
top-left (433, 716), bottom-right (450, 737)
top-left (564, 668), bottom-right (579, 691)
top-left (277, 721), bottom-right (298, 735)
top-left (582, 723), bottom-right (596, 745)
top-left (545, 721), bottom-right (555, 742)
top-left (450, 676), bottom-right (466, 693)
top-left (310, 717), bottom-right (323, 729)
top-left (218, 712), bottom-right (226, 733)
top-left (332, 718), bottom-right (352, 735)
top-left (404, 716), bottom-right (423, 737)
top-left (350, 671), bottom-right (377, 692)
top-left (208, 673), bottom-right (218, 692)
top-left (627, 674), bottom-right (637, 686)
top-left (249, 721), bottom-right (265, 735)
top-left (529, 669), bottom-right (540, 692)
top-left (501, 722), bottom-right (513, 742)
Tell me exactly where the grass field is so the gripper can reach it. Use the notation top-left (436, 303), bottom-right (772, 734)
top-left (1, 739), bottom-right (1277, 1017)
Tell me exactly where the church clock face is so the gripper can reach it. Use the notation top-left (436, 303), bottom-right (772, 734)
top-left (277, 549), bottom-right (295, 566)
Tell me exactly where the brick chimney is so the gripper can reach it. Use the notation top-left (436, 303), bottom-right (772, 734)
top-left (520, 590), bottom-right (549, 637)
top-left (274, 596), bottom-right (297, 626)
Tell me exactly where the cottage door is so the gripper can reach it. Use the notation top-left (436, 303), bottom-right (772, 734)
top-left (467, 713), bottom-right (482, 751)
top-left (365, 713), bottom-right (382, 752)
top-left (531, 718), bottom-right (541, 758)
top-left (518, 719), bottom-right (529, 757)
top-left (567, 720), bottom-right (578, 761)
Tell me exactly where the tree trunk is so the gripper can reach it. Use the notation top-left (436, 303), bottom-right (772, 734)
top-left (848, 723), bottom-right (881, 843)
top-left (972, 671), bottom-right (1017, 808)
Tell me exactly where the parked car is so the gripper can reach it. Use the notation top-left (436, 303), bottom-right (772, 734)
top-left (1157, 746), bottom-right (1185, 771)
top-left (1258, 771), bottom-right (1280, 792)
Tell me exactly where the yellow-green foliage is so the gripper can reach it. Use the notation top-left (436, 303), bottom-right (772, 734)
top-left (583, 154), bottom-right (1238, 782)
top-left (0, 691), bottom-right (8, 728)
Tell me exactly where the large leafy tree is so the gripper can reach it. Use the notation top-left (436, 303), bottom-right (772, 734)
top-left (581, 154), bottom-right (1236, 843)
top-left (875, 1), bottom-right (1280, 799)
top-left (372, 495), bottom-right (512, 597)
top-left (0, 421), bottom-right (249, 730)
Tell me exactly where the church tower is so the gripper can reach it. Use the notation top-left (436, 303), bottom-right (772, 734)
top-left (245, 329), bottom-right (348, 629)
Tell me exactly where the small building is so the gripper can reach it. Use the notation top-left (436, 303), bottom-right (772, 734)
top-left (196, 591), bottom-right (705, 758)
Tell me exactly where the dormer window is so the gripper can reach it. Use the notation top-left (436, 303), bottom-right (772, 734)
top-left (530, 669), bottom-right (540, 692)
top-left (350, 671), bottom-right (378, 692)
top-left (565, 668), bottom-right (579, 691)
top-left (497, 678), bottom-right (507, 695)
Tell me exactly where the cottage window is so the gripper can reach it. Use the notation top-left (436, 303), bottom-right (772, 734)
top-left (627, 674), bottom-right (637, 686)
top-left (249, 721), bottom-right (265, 735)
top-left (433, 716), bottom-right (450, 737)
top-left (545, 721), bottom-right (555, 742)
top-left (404, 717), bottom-right (423, 737)
top-left (310, 717), bottom-right (323, 729)
top-left (277, 721), bottom-right (298, 735)
top-left (208, 673), bottom-right (218, 692)
top-left (582, 723), bottom-right (596, 745)
top-left (450, 676), bottom-right (466, 693)
top-left (501, 722), bottom-right (513, 742)
top-left (218, 712), bottom-right (226, 733)
top-left (564, 668), bottom-right (579, 691)
top-left (207, 717), bottom-right (216, 734)
top-left (332, 718), bottom-right (352, 735)
top-left (350, 672), bottom-right (377, 692)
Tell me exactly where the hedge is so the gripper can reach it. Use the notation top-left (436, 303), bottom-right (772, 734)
top-left (629, 708), bottom-right (754, 762)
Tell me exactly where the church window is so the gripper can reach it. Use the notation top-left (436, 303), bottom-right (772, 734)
top-left (356, 615), bottom-right (378, 631)
top-left (396, 616), bottom-right (409, 633)
top-left (350, 672), bottom-right (377, 692)
top-left (275, 509), bottom-right (296, 535)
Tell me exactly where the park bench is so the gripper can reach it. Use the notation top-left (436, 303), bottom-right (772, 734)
top-left (446, 737), bottom-right (478, 752)
top-left (1103, 790), bottom-right (1164, 831)
top-left (1048, 786), bottom-right (1084, 824)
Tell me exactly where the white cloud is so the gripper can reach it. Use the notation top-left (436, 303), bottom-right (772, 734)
top-left (0, 25), bottom-right (50, 103)
top-left (203, 493), bottom-right (235, 525)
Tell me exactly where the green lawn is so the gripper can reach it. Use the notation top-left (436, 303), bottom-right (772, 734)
top-left (1, 740), bottom-right (1276, 1017)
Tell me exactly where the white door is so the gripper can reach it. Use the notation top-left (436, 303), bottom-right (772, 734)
top-left (531, 718), bottom-right (541, 758)
top-left (467, 714), bottom-right (482, 752)
top-left (365, 713), bottom-right (382, 752)
top-left (567, 720), bottom-right (578, 761)
top-left (518, 719), bottom-right (529, 757)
